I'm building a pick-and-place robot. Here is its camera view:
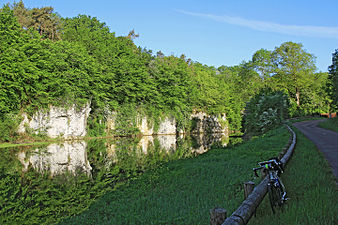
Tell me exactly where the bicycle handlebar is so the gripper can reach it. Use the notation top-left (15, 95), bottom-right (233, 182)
top-left (253, 167), bottom-right (260, 177)
top-left (252, 158), bottom-right (284, 177)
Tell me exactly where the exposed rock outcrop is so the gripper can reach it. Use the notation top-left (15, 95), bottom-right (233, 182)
top-left (156, 117), bottom-right (176, 135)
top-left (106, 115), bottom-right (176, 136)
top-left (18, 103), bottom-right (91, 138)
top-left (190, 112), bottom-right (228, 135)
top-left (17, 103), bottom-right (228, 140)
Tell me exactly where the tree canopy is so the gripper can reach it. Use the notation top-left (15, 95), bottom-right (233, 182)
top-left (12, 0), bottom-right (62, 40)
top-left (328, 49), bottom-right (338, 110)
top-left (0, 3), bottom-right (334, 139)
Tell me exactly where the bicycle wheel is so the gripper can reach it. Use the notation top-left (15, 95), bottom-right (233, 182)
top-left (274, 184), bottom-right (283, 206)
top-left (267, 183), bottom-right (277, 214)
top-left (268, 182), bottom-right (284, 214)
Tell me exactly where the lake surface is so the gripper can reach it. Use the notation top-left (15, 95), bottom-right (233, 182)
top-left (0, 133), bottom-right (236, 225)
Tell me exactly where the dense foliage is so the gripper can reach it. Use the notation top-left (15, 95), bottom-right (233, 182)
top-left (0, 2), bottom-right (334, 142)
top-left (1, 2), bottom-right (336, 225)
top-left (328, 49), bottom-right (338, 110)
top-left (244, 89), bottom-right (290, 135)
top-left (251, 42), bottom-right (331, 116)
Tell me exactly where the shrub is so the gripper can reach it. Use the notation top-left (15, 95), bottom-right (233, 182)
top-left (244, 89), bottom-right (290, 135)
top-left (0, 113), bottom-right (20, 142)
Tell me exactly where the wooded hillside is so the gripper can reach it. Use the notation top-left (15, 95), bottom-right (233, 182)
top-left (0, 2), bottom-right (336, 141)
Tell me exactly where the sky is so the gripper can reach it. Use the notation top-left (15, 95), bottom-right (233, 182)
top-left (3, 0), bottom-right (338, 72)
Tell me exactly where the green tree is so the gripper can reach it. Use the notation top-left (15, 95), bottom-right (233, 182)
top-left (62, 15), bottom-right (156, 107)
top-left (328, 49), bottom-right (338, 110)
top-left (300, 72), bottom-right (331, 114)
top-left (271, 42), bottom-right (316, 107)
top-left (0, 5), bottom-right (31, 116)
top-left (218, 63), bottom-right (262, 104)
top-left (111, 37), bottom-right (156, 105)
top-left (149, 55), bottom-right (193, 112)
top-left (217, 64), bottom-right (263, 132)
top-left (190, 63), bottom-right (229, 115)
top-left (252, 48), bottom-right (273, 80)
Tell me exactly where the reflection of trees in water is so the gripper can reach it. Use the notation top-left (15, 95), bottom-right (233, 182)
top-left (104, 133), bottom-right (227, 166)
top-left (2, 132), bottom-right (233, 225)
top-left (16, 133), bottom-right (229, 177)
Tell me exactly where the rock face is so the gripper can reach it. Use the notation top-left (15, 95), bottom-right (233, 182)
top-left (136, 116), bottom-right (154, 136)
top-left (106, 115), bottom-right (177, 136)
top-left (106, 112), bottom-right (228, 136)
top-left (18, 103), bottom-right (91, 138)
top-left (156, 117), bottom-right (176, 135)
top-left (136, 116), bottom-right (176, 135)
top-left (18, 104), bottom-right (228, 139)
top-left (190, 112), bottom-right (228, 135)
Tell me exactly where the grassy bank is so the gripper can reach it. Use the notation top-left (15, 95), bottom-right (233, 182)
top-left (318, 118), bottom-right (338, 133)
top-left (249, 126), bottom-right (337, 225)
top-left (0, 135), bottom-right (120, 149)
top-left (59, 127), bottom-right (289, 225)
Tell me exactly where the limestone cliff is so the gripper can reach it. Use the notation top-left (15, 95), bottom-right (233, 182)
top-left (18, 103), bottom-right (91, 138)
top-left (17, 103), bottom-right (228, 139)
top-left (190, 112), bottom-right (228, 135)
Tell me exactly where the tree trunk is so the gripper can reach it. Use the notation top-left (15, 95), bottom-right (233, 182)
top-left (296, 89), bottom-right (300, 106)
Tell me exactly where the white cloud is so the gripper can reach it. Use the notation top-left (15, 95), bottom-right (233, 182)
top-left (177, 10), bottom-right (338, 39)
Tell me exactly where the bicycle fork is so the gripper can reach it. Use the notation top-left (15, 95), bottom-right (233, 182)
top-left (275, 178), bottom-right (288, 203)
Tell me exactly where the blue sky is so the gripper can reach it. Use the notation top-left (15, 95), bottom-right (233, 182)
top-left (3, 0), bottom-right (338, 72)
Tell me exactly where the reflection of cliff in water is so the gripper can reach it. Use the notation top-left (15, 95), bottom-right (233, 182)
top-left (17, 141), bottom-right (92, 176)
top-left (189, 132), bottom-right (228, 154)
top-left (105, 133), bottom-right (229, 163)
top-left (17, 133), bottom-right (229, 176)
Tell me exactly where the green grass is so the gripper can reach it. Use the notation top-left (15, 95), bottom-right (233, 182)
top-left (0, 141), bottom-right (51, 148)
top-left (318, 118), bottom-right (338, 133)
top-left (248, 126), bottom-right (338, 225)
top-left (0, 135), bottom-right (116, 149)
top-left (287, 116), bottom-right (322, 123)
top-left (59, 127), bottom-right (290, 225)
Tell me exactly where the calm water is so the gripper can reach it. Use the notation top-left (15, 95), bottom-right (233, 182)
top-left (0, 133), bottom-right (234, 225)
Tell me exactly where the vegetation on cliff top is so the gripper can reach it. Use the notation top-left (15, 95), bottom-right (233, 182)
top-left (0, 2), bottom-right (335, 142)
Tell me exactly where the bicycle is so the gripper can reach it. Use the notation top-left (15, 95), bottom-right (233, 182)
top-left (253, 158), bottom-right (288, 214)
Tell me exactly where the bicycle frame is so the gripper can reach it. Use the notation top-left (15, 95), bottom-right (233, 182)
top-left (253, 159), bottom-right (287, 213)
top-left (268, 169), bottom-right (287, 203)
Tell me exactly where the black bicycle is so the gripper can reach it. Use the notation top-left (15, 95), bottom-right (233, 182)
top-left (253, 158), bottom-right (287, 213)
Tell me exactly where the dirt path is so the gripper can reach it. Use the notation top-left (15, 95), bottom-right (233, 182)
top-left (293, 119), bottom-right (338, 184)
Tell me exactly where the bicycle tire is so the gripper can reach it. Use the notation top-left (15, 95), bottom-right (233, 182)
top-left (274, 184), bottom-right (283, 206)
top-left (268, 181), bottom-right (284, 214)
top-left (267, 183), bottom-right (276, 214)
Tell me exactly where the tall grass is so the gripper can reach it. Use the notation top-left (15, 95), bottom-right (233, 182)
top-left (59, 127), bottom-right (289, 225)
top-left (249, 126), bottom-right (337, 225)
top-left (318, 118), bottom-right (338, 133)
